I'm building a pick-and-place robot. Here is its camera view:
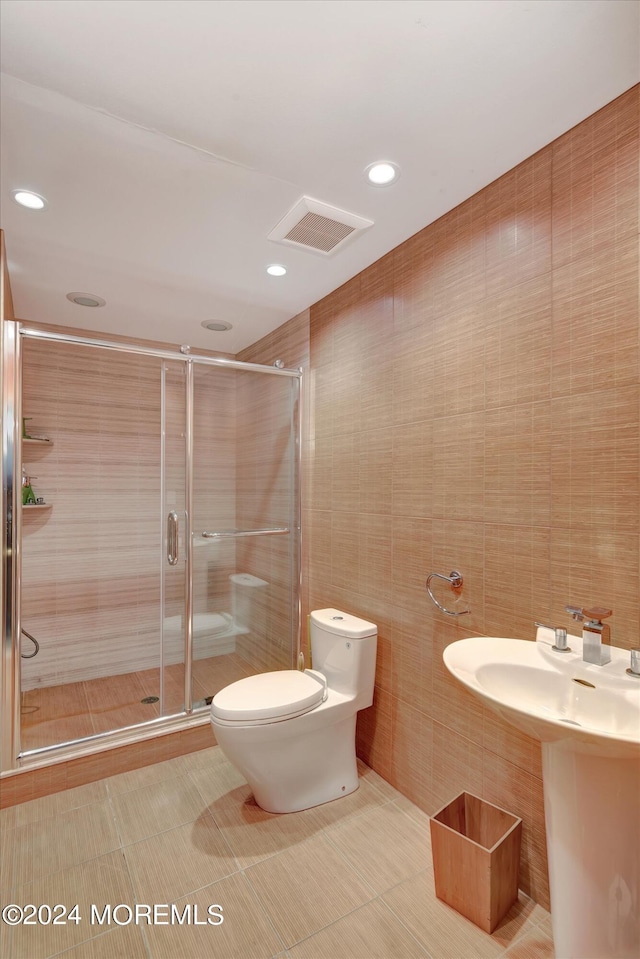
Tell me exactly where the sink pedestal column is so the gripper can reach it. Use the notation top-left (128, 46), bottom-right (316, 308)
top-left (542, 743), bottom-right (639, 959)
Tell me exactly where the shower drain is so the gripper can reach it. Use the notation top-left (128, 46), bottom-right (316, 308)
top-left (140, 696), bottom-right (159, 704)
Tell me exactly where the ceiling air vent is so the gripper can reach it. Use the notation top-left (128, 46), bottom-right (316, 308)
top-left (268, 196), bottom-right (373, 256)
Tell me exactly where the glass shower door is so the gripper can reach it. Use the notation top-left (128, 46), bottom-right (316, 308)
top-left (8, 328), bottom-right (300, 765)
top-left (18, 337), bottom-right (187, 754)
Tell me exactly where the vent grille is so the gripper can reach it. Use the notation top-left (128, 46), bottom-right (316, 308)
top-left (268, 196), bottom-right (373, 256)
top-left (285, 212), bottom-right (356, 253)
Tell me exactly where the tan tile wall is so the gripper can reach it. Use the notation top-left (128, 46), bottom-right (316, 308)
top-left (307, 86), bottom-right (639, 911)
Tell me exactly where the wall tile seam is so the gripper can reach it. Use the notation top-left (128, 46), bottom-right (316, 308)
top-left (480, 744), bottom-right (544, 790)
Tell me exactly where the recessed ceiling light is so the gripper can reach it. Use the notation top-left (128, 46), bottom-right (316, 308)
top-left (12, 189), bottom-right (47, 210)
top-left (365, 162), bottom-right (400, 186)
top-left (66, 292), bottom-right (106, 307)
top-left (266, 264), bottom-right (287, 277)
top-left (201, 320), bottom-right (233, 331)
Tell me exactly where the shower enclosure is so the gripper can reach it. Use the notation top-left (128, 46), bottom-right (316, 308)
top-left (1, 322), bottom-right (301, 774)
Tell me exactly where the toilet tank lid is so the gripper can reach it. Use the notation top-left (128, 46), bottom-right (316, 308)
top-left (311, 608), bottom-right (377, 638)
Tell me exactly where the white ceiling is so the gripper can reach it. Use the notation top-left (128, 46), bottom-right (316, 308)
top-left (1, 0), bottom-right (639, 354)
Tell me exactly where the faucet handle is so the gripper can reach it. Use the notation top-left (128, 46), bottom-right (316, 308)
top-left (627, 649), bottom-right (640, 677)
top-left (582, 607), bottom-right (612, 622)
top-left (565, 605), bottom-right (583, 621)
top-left (535, 622), bottom-right (571, 652)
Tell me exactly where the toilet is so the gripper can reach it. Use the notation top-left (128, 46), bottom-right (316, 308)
top-left (210, 608), bottom-right (377, 813)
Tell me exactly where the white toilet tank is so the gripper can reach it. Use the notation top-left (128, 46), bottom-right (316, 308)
top-left (310, 609), bottom-right (377, 707)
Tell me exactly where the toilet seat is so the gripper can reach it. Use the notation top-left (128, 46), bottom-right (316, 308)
top-left (211, 669), bottom-right (327, 726)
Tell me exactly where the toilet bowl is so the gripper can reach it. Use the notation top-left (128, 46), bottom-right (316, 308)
top-left (210, 608), bottom-right (377, 813)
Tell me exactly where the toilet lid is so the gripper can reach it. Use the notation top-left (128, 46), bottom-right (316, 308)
top-left (211, 669), bottom-right (327, 723)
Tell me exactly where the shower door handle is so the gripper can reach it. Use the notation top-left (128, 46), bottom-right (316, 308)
top-left (167, 511), bottom-right (179, 566)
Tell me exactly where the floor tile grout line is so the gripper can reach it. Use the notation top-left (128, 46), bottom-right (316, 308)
top-left (270, 893), bottom-right (385, 955)
top-left (183, 769), bottom-right (276, 876)
top-left (220, 816), bottom-right (368, 875)
top-left (117, 839), bottom-right (154, 959)
top-left (492, 907), bottom-right (554, 958)
top-left (106, 770), bottom-right (211, 848)
top-left (104, 759), bottom-right (176, 804)
top-left (44, 922), bottom-right (150, 959)
top-left (105, 778), bottom-right (131, 852)
top-left (185, 765), bottom-right (244, 817)
top-left (385, 797), bottom-right (436, 839)
top-left (235, 866), bottom-right (290, 957)
top-left (377, 868), bottom-right (522, 958)
top-left (11, 848), bottom-right (125, 895)
top-left (380, 869), bottom-right (550, 959)
top-left (319, 796), bottom-right (434, 880)
top-left (316, 796), bottom-right (396, 840)
top-left (12, 807), bottom-right (124, 891)
top-left (493, 918), bottom-right (555, 959)
top-left (120, 821), bottom-right (244, 908)
top-left (197, 807), bottom-right (246, 876)
top-left (377, 894), bottom-right (438, 959)
top-left (2, 824), bottom-right (17, 901)
top-left (320, 824), bottom-right (391, 900)
top-left (279, 890), bottom-right (433, 958)
top-left (13, 789), bottom-right (111, 829)
top-left (104, 762), bottom-right (189, 803)
top-left (113, 810), bottom-right (222, 856)
top-left (3, 932), bottom-right (13, 959)
top-left (185, 769), bottom-right (403, 870)
top-left (10, 849), bottom-right (140, 959)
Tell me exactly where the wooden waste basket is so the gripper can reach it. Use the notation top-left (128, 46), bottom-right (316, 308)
top-left (430, 791), bottom-right (522, 933)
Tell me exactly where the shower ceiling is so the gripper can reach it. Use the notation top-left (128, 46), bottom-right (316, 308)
top-left (1, 0), bottom-right (638, 353)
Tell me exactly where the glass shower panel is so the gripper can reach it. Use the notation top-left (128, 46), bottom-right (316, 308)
top-left (190, 364), bottom-right (239, 703)
top-left (160, 360), bottom-right (187, 715)
top-left (191, 364), bottom-right (299, 704)
top-left (19, 338), bottom-right (172, 751)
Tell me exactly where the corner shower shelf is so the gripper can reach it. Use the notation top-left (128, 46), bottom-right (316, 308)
top-left (22, 435), bottom-right (52, 509)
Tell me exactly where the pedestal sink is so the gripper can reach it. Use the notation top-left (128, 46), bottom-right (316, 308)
top-left (444, 629), bottom-right (639, 959)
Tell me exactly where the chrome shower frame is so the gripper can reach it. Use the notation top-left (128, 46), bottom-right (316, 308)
top-left (1, 320), bottom-right (22, 773)
top-left (0, 324), bottom-right (302, 774)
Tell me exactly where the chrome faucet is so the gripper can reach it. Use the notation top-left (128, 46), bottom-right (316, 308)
top-left (565, 605), bottom-right (613, 666)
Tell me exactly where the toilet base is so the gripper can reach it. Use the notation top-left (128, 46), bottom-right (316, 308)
top-left (212, 711), bottom-right (359, 814)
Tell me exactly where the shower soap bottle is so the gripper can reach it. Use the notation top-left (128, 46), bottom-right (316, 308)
top-left (22, 471), bottom-right (37, 505)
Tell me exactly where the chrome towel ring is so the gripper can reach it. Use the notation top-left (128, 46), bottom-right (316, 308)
top-left (426, 570), bottom-right (470, 617)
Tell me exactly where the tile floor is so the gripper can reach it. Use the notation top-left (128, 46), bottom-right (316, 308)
top-left (20, 654), bottom-right (256, 752)
top-left (1, 747), bottom-right (555, 959)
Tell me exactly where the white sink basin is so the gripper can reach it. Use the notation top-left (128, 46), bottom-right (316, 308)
top-left (444, 628), bottom-right (640, 958)
top-left (444, 631), bottom-right (640, 758)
